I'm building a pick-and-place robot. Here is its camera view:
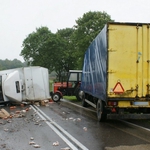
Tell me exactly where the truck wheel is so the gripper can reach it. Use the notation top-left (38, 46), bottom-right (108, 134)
top-left (75, 88), bottom-right (82, 101)
top-left (97, 99), bottom-right (107, 122)
top-left (82, 97), bottom-right (87, 107)
top-left (52, 93), bottom-right (61, 102)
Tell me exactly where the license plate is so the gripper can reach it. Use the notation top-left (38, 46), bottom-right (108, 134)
top-left (133, 102), bottom-right (149, 106)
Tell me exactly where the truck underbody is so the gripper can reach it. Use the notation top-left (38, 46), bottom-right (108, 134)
top-left (80, 92), bottom-right (150, 122)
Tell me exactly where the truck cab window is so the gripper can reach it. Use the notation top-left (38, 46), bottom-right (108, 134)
top-left (15, 81), bottom-right (20, 93)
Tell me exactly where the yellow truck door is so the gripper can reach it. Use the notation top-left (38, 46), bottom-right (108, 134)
top-left (107, 23), bottom-right (150, 100)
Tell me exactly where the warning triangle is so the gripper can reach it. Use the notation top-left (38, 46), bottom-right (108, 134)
top-left (113, 82), bottom-right (124, 94)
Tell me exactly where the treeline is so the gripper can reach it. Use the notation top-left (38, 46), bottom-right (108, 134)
top-left (0, 59), bottom-right (26, 70)
top-left (20, 11), bottom-right (114, 81)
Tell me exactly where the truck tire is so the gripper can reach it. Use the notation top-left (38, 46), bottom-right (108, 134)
top-left (75, 88), bottom-right (82, 101)
top-left (52, 93), bottom-right (61, 102)
top-left (82, 97), bottom-right (88, 107)
top-left (97, 99), bottom-right (107, 122)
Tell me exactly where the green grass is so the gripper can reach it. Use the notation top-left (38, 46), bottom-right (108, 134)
top-left (49, 80), bottom-right (54, 91)
top-left (63, 96), bottom-right (77, 101)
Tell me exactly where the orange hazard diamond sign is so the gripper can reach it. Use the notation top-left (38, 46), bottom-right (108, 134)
top-left (113, 82), bottom-right (124, 94)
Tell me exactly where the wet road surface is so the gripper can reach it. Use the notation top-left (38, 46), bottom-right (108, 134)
top-left (0, 102), bottom-right (150, 150)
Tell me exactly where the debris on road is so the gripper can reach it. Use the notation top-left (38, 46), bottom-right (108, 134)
top-left (65, 117), bottom-right (82, 123)
top-left (40, 99), bottom-right (50, 106)
top-left (22, 110), bottom-right (26, 113)
top-left (0, 109), bottom-right (10, 119)
top-left (29, 141), bottom-right (36, 145)
top-left (53, 141), bottom-right (59, 146)
top-left (83, 127), bottom-right (87, 131)
top-left (10, 106), bottom-right (16, 109)
top-left (77, 118), bottom-right (81, 121)
top-left (33, 144), bottom-right (41, 148)
top-left (29, 137), bottom-right (41, 148)
top-left (69, 117), bottom-right (73, 120)
top-left (20, 103), bottom-right (24, 107)
top-left (4, 128), bottom-right (9, 132)
top-left (1, 144), bottom-right (6, 149)
top-left (7, 119), bottom-right (12, 123)
top-left (30, 137), bottom-right (34, 140)
top-left (34, 102), bottom-right (40, 107)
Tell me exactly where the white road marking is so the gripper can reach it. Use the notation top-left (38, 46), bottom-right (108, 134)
top-left (31, 105), bottom-right (89, 150)
top-left (119, 119), bottom-right (150, 132)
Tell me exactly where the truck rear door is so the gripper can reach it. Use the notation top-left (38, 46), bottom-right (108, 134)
top-left (24, 67), bottom-right (49, 101)
top-left (107, 23), bottom-right (150, 99)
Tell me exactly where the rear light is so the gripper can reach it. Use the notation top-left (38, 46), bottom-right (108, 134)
top-left (111, 108), bottom-right (116, 113)
top-left (108, 101), bottom-right (118, 106)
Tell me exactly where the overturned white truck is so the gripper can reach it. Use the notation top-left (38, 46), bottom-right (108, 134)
top-left (0, 66), bottom-right (51, 104)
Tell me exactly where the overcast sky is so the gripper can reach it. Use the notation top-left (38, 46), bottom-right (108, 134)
top-left (1, 0), bottom-right (150, 62)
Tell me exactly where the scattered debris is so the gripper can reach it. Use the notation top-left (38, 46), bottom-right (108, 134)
top-left (4, 128), bottom-right (9, 132)
top-left (3, 117), bottom-right (8, 120)
top-left (10, 106), bottom-right (16, 109)
top-left (40, 101), bottom-right (45, 106)
top-left (65, 117), bottom-right (82, 123)
top-left (44, 99), bottom-right (49, 103)
top-left (1, 144), bottom-right (6, 148)
top-left (20, 103), bottom-right (24, 107)
top-left (0, 109), bottom-right (10, 119)
top-left (77, 118), bottom-right (81, 121)
top-left (15, 110), bottom-right (21, 114)
top-left (29, 137), bottom-right (41, 148)
top-left (69, 117), bottom-right (73, 120)
top-left (49, 98), bottom-right (54, 103)
top-left (34, 122), bottom-right (39, 125)
top-left (0, 121), bottom-right (4, 124)
top-left (40, 99), bottom-right (50, 106)
top-left (30, 137), bottom-right (34, 140)
top-left (83, 127), bottom-right (87, 131)
top-left (21, 110), bottom-right (26, 113)
top-left (9, 115), bottom-right (13, 119)
top-left (25, 108), bottom-right (29, 111)
top-left (7, 119), bottom-right (12, 123)
top-left (53, 141), bottom-right (59, 146)
top-left (61, 147), bottom-right (70, 150)
top-left (29, 141), bottom-right (36, 145)
top-left (34, 102), bottom-right (40, 106)
top-left (33, 144), bottom-right (41, 148)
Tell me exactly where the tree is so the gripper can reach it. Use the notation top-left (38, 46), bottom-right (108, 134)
top-left (56, 28), bottom-right (77, 72)
top-left (0, 59), bottom-right (26, 70)
top-left (73, 11), bottom-right (114, 68)
top-left (20, 11), bottom-right (113, 80)
top-left (20, 27), bottom-right (72, 80)
top-left (20, 27), bottom-right (53, 68)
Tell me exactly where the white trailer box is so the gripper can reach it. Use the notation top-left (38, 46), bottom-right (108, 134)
top-left (0, 66), bottom-right (50, 103)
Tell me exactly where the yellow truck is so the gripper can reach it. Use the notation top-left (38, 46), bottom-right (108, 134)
top-left (80, 22), bottom-right (150, 121)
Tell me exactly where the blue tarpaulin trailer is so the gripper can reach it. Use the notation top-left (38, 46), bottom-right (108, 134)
top-left (80, 22), bottom-right (150, 122)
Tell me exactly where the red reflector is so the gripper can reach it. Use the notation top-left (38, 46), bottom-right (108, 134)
top-left (108, 101), bottom-right (118, 106)
top-left (113, 82), bottom-right (124, 94)
top-left (111, 108), bottom-right (116, 113)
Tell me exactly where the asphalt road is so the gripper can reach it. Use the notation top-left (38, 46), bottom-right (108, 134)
top-left (0, 101), bottom-right (150, 150)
